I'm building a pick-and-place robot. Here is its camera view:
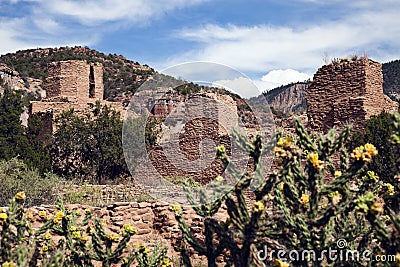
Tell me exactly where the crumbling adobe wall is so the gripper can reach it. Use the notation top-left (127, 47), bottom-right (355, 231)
top-left (306, 58), bottom-right (398, 132)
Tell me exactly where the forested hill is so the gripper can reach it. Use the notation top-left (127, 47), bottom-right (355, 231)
top-left (383, 60), bottom-right (400, 102)
top-left (0, 46), bottom-right (155, 100)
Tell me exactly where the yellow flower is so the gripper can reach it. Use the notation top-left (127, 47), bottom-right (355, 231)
top-left (216, 145), bottom-right (226, 154)
top-left (39, 245), bottom-right (49, 255)
top-left (38, 210), bottom-right (47, 219)
top-left (383, 183), bottom-right (395, 196)
top-left (76, 210), bottom-right (82, 216)
top-left (278, 182), bottom-right (284, 191)
top-left (107, 233), bottom-right (120, 242)
top-left (26, 211), bottom-right (35, 222)
top-left (53, 211), bottom-right (64, 223)
top-left (300, 194), bottom-right (310, 205)
top-left (80, 235), bottom-right (89, 243)
top-left (307, 153), bottom-right (324, 170)
top-left (364, 143), bottom-right (378, 156)
top-left (274, 147), bottom-right (287, 158)
top-left (253, 201), bottom-right (265, 212)
top-left (215, 175), bottom-right (224, 182)
top-left (55, 211), bottom-right (64, 218)
top-left (72, 231), bottom-right (81, 240)
top-left (0, 213), bottom-right (8, 223)
top-left (351, 144), bottom-right (378, 162)
top-left (69, 226), bottom-right (77, 232)
top-left (161, 258), bottom-right (173, 267)
top-left (370, 202), bottom-right (384, 215)
top-left (277, 137), bottom-right (292, 148)
top-left (274, 259), bottom-right (290, 267)
top-left (85, 208), bottom-right (91, 214)
top-left (334, 170), bottom-right (342, 177)
top-left (2, 261), bottom-right (16, 267)
top-left (15, 191), bottom-right (26, 202)
top-left (123, 224), bottom-right (136, 235)
top-left (361, 152), bottom-right (372, 162)
top-left (171, 204), bottom-right (182, 216)
top-left (44, 232), bottom-right (52, 240)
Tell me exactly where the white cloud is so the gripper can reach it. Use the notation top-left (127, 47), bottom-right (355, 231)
top-left (39, 0), bottom-right (210, 26)
top-left (213, 77), bottom-right (261, 99)
top-left (261, 69), bottom-right (310, 86)
top-left (168, 1), bottom-right (400, 74)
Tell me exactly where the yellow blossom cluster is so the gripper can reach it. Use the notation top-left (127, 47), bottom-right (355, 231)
top-left (274, 259), bottom-right (290, 267)
top-left (161, 258), bottom-right (173, 267)
top-left (14, 192), bottom-right (26, 202)
top-left (334, 170), bottom-right (342, 177)
top-left (299, 194), bottom-right (310, 205)
top-left (123, 223), bottom-right (137, 235)
top-left (383, 183), bottom-right (395, 196)
top-left (53, 211), bottom-right (64, 224)
top-left (38, 210), bottom-right (47, 219)
top-left (350, 143), bottom-right (378, 162)
top-left (274, 137), bottom-right (294, 158)
top-left (370, 202), bottom-right (384, 215)
top-left (171, 204), bottom-right (182, 216)
top-left (0, 212), bottom-right (8, 223)
top-left (2, 261), bottom-right (16, 267)
top-left (107, 233), bottom-right (120, 242)
top-left (253, 201), bottom-right (265, 212)
top-left (307, 153), bottom-right (324, 170)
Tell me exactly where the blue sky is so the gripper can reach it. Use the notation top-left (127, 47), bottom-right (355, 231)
top-left (1, 0), bottom-right (400, 97)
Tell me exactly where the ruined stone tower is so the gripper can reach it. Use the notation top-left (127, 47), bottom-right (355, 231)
top-left (44, 60), bottom-right (104, 101)
top-left (30, 60), bottom-right (124, 140)
top-left (306, 57), bottom-right (398, 132)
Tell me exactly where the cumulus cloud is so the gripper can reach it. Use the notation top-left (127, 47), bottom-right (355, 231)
top-left (39, 0), bottom-right (210, 26)
top-left (213, 77), bottom-right (261, 99)
top-left (0, 0), bottom-right (209, 55)
top-left (261, 69), bottom-right (310, 86)
top-left (169, 1), bottom-right (400, 73)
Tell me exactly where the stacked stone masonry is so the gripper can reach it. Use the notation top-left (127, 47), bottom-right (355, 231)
top-left (306, 58), bottom-right (398, 132)
top-left (21, 201), bottom-right (231, 266)
top-left (30, 60), bottom-right (125, 134)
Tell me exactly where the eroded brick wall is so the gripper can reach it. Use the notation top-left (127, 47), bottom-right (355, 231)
top-left (306, 58), bottom-right (398, 132)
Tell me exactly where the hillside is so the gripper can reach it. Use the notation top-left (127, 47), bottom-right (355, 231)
top-left (383, 60), bottom-right (400, 102)
top-left (263, 82), bottom-right (309, 115)
top-left (0, 46), bottom-right (155, 101)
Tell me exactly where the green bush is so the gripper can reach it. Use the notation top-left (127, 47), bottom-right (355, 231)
top-left (0, 158), bottom-right (59, 207)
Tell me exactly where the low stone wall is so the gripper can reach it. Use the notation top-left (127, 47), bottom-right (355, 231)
top-left (26, 200), bottom-right (230, 265)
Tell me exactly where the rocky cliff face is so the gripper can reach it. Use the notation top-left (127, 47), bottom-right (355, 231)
top-left (266, 82), bottom-right (308, 114)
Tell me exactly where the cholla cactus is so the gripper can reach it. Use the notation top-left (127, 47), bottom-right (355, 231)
top-left (173, 129), bottom-right (275, 266)
top-left (0, 194), bottom-right (169, 267)
top-left (174, 118), bottom-right (397, 266)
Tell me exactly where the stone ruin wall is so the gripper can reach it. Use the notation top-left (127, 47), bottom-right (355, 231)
top-left (45, 60), bottom-right (104, 101)
top-left (139, 91), bottom-right (245, 185)
top-left (306, 58), bottom-right (398, 132)
top-left (30, 60), bottom-right (125, 136)
top-left (20, 201), bottom-right (230, 266)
